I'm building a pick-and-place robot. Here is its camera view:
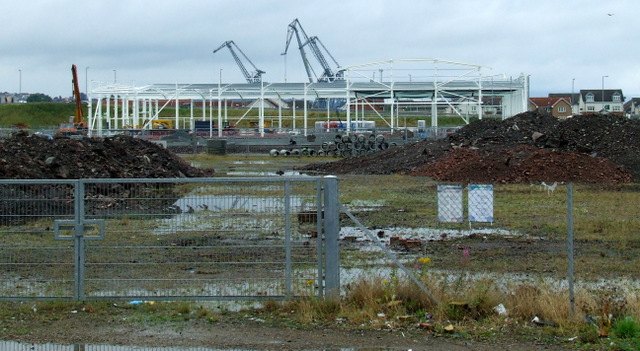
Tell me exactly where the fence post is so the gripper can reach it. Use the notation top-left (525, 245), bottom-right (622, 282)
top-left (323, 175), bottom-right (340, 300)
top-left (567, 183), bottom-right (575, 315)
top-left (74, 180), bottom-right (86, 301)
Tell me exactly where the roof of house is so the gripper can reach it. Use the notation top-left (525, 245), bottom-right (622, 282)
top-left (624, 98), bottom-right (640, 108)
top-left (549, 93), bottom-right (579, 104)
top-left (529, 97), bottom-right (570, 108)
top-left (579, 89), bottom-right (624, 101)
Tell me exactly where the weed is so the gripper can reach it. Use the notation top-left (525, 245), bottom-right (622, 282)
top-left (174, 302), bottom-right (191, 315)
top-left (577, 323), bottom-right (600, 344)
top-left (613, 316), bottom-right (640, 339)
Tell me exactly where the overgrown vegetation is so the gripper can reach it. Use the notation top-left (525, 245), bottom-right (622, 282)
top-left (3, 272), bottom-right (640, 349)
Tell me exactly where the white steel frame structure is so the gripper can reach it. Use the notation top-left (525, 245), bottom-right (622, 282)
top-left (86, 58), bottom-right (528, 137)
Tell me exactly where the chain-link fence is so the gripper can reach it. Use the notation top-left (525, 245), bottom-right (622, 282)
top-left (3, 179), bottom-right (639, 305)
top-left (336, 182), bottom-right (640, 305)
top-left (0, 177), bottom-right (340, 301)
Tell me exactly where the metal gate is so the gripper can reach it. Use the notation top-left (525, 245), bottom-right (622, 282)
top-left (0, 176), bottom-right (339, 301)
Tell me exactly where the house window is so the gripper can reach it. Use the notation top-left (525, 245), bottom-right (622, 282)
top-left (586, 93), bottom-right (595, 102)
top-left (613, 93), bottom-right (621, 102)
top-left (471, 106), bottom-right (477, 111)
top-left (587, 106), bottom-right (595, 111)
top-left (558, 106), bottom-right (566, 113)
top-left (613, 106), bottom-right (621, 111)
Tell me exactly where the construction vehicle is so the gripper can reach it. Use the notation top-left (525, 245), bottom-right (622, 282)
top-left (249, 121), bottom-right (275, 133)
top-left (151, 119), bottom-right (175, 129)
top-left (58, 64), bottom-right (87, 136)
top-left (282, 18), bottom-right (344, 83)
top-left (213, 40), bottom-right (265, 84)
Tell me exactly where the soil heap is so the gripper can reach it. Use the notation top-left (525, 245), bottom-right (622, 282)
top-left (298, 112), bottom-right (637, 184)
top-left (0, 131), bottom-right (214, 179)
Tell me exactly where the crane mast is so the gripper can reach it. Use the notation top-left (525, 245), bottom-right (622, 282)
top-left (213, 40), bottom-right (265, 83)
top-left (71, 64), bottom-right (84, 124)
top-left (282, 18), bottom-right (343, 83)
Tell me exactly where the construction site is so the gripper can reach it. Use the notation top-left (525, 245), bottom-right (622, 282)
top-left (82, 18), bottom-right (528, 142)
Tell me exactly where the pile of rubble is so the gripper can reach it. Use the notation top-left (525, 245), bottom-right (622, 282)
top-left (0, 132), bottom-right (216, 224)
top-left (298, 112), bottom-right (639, 184)
top-left (0, 132), bottom-right (214, 179)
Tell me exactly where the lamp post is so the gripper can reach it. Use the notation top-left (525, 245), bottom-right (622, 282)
top-left (601, 75), bottom-right (608, 112)
top-left (18, 69), bottom-right (22, 95)
top-left (571, 78), bottom-right (575, 114)
top-left (282, 53), bottom-right (287, 83)
top-left (85, 67), bottom-right (89, 95)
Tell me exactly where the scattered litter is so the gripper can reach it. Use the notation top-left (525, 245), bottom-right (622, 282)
top-left (493, 303), bottom-right (508, 316)
top-left (531, 316), bottom-right (557, 327)
top-left (540, 181), bottom-right (559, 194)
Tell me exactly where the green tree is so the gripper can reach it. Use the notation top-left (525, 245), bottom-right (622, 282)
top-left (26, 93), bottom-right (53, 103)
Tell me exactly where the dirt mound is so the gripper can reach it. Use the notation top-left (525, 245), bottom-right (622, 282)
top-left (0, 132), bottom-right (214, 179)
top-left (298, 112), bottom-right (639, 184)
top-left (412, 145), bottom-right (631, 184)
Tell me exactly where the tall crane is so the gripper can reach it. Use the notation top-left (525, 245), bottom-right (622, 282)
top-left (58, 64), bottom-right (87, 136)
top-left (282, 18), bottom-right (344, 83)
top-left (213, 40), bottom-right (265, 84)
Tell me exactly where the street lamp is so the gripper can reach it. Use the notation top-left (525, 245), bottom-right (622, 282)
top-left (85, 66), bottom-right (89, 95)
top-left (18, 69), bottom-right (22, 95)
top-left (571, 78), bottom-right (575, 114)
top-left (601, 75), bottom-right (608, 112)
top-left (282, 53), bottom-right (287, 83)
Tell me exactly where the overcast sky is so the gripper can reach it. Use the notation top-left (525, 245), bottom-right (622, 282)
top-left (1, 0), bottom-right (637, 100)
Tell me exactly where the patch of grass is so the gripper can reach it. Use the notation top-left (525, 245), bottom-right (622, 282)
top-left (613, 316), bottom-right (640, 339)
top-left (0, 102), bottom-right (79, 127)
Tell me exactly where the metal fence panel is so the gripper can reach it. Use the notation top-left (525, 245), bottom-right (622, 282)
top-left (0, 177), bottom-right (326, 301)
top-left (337, 182), bottom-right (640, 303)
top-left (0, 180), bottom-right (77, 300)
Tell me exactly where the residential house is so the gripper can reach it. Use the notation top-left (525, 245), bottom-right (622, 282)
top-left (624, 98), bottom-right (640, 118)
top-left (549, 93), bottom-right (580, 115)
top-left (528, 97), bottom-right (572, 118)
top-left (578, 89), bottom-right (624, 114)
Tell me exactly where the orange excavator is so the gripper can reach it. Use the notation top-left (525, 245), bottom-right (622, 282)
top-left (58, 64), bottom-right (87, 136)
